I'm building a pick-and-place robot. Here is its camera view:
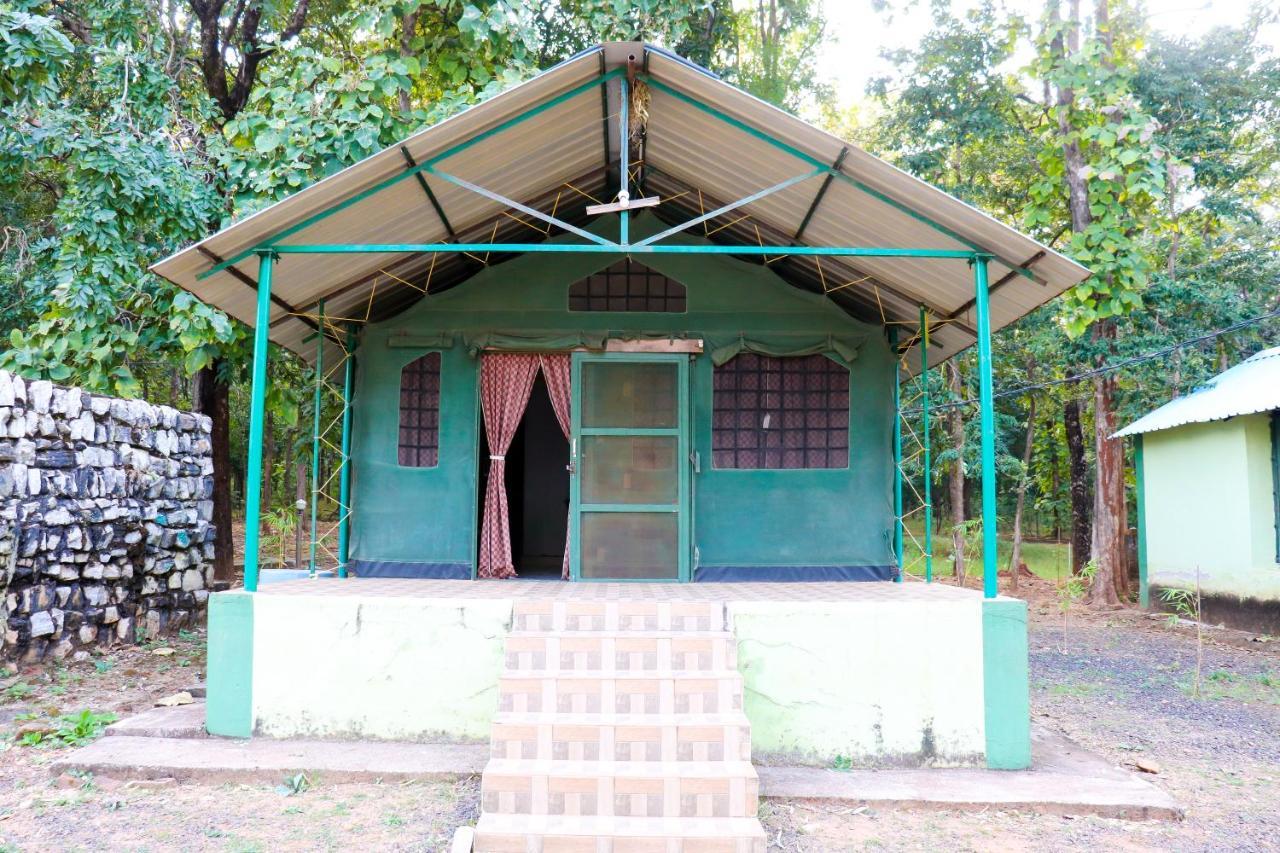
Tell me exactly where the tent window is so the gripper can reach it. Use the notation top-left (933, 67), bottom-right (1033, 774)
top-left (712, 353), bottom-right (850, 469)
top-left (568, 259), bottom-right (686, 312)
top-left (398, 353), bottom-right (441, 467)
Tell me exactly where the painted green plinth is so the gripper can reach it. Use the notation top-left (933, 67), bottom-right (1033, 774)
top-left (206, 591), bottom-right (254, 738)
top-left (982, 597), bottom-right (1030, 769)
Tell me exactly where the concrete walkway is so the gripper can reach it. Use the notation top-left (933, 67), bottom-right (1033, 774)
top-left (52, 705), bottom-right (1182, 821)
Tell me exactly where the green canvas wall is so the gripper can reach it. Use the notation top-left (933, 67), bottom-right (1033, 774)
top-left (348, 216), bottom-right (895, 578)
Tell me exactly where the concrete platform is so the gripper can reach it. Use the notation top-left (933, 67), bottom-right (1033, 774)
top-left (757, 728), bottom-right (1183, 821)
top-left (54, 705), bottom-right (1181, 821)
top-left (106, 702), bottom-right (208, 739)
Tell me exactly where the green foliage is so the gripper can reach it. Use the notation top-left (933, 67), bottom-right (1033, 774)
top-left (0, 3), bottom-right (234, 396)
top-left (0, 6), bottom-right (73, 108)
top-left (275, 772), bottom-right (311, 796)
top-left (53, 709), bottom-right (118, 746)
top-left (1025, 5), bottom-right (1176, 337)
top-left (16, 709), bottom-right (118, 748)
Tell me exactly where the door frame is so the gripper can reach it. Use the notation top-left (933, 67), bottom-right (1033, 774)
top-left (569, 351), bottom-right (691, 582)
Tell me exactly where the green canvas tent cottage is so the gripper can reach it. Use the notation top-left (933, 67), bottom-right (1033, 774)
top-left (155, 42), bottom-right (1089, 849)
top-left (1118, 345), bottom-right (1280, 634)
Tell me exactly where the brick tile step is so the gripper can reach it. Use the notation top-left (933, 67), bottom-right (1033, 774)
top-left (490, 717), bottom-right (751, 763)
top-left (474, 814), bottom-right (767, 853)
top-left (481, 760), bottom-right (759, 819)
top-left (504, 634), bottom-right (738, 674)
top-left (512, 601), bottom-right (727, 634)
top-left (498, 675), bottom-right (744, 716)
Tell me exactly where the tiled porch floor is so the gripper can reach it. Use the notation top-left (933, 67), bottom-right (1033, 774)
top-left (255, 577), bottom-right (983, 602)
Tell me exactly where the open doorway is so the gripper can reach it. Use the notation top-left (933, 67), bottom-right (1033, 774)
top-left (478, 372), bottom-right (570, 578)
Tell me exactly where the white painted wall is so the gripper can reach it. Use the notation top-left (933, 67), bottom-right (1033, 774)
top-left (252, 594), bottom-right (511, 740)
top-left (729, 599), bottom-right (986, 765)
top-left (247, 591), bottom-right (989, 766)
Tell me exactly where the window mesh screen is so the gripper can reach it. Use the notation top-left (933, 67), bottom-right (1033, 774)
top-left (398, 352), bottom-right (441, 467)
top-left (712, 353), bottom-right (849, 469)
top-left (568, 259), bottom-right (686, 312)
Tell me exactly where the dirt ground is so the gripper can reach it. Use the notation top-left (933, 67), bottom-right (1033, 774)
top-left (2, 576), bottom-right (1278, 852)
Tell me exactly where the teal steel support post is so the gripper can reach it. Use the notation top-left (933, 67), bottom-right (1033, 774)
top-left (243, 250), bottom-right (276, 593)
top-left (891, 327), bottom-right (904, 579)
top-left (619, 76), bottom-right (629, 245)
top-left (307, 301), bottom-right (325, 576)
top-left (1135, 434), bottom-right (1149, 609)
top-left (920, 305), bottom-right (934, 583)
top-left (335, 323), bottom-right (356, 577)
top-left (973, 255), bottom-right (998, 599)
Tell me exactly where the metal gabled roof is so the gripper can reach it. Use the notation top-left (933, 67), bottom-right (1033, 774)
top-left (152, 41), bottom-right (1090, 368)
top-left (1115, 345), bottom-right (1280, 438)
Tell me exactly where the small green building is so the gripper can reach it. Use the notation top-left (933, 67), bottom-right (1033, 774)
top-left (1119, 346), bottom-right (1280, 633)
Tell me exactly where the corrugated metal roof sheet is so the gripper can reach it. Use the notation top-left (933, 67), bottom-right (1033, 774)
top-left (152, 42), bottom-right (1090, 368)
top-left (1115, 346), bottom-right (1280, 437)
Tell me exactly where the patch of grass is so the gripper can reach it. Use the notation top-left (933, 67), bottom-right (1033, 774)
top-left (17, 710), bottom-right (117, 749)
top-left (830, 754), bottom-right (854, 771)
top-left (92, 660), bottom-right (114, 675)
top-left (1188, 671), bottom-right (1280, 705)
top-left (382, 813), bottom-right (405, 828)
top-left (3, 682), bottom-right (35, 703)
top-left (1045, 681), bottom-right (1104, 698)
top-left (901, 520), bottom-right (1072, 582)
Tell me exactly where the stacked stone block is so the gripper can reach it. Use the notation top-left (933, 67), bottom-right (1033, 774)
top-left (0, 370), bottom-right (215, 661)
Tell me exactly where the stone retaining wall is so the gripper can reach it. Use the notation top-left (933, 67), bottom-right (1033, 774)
top-left (0, 371), bottom-right (215, 661)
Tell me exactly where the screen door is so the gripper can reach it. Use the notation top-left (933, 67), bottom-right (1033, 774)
top-left (570, 353), bottom-right (689, 581)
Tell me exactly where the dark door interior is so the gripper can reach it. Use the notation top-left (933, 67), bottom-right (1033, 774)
top-left (478, 373), bottom-right (570, 578)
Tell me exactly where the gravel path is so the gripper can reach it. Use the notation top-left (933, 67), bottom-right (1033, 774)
top-left (1029, 618), bottom-right (1280, 853)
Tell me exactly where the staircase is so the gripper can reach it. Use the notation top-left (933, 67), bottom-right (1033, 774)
top-left (474, 599), bottom-right (766, 852)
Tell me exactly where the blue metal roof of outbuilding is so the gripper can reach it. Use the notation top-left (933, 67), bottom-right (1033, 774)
top-left (1115, 345), bottom-right (1280, 437)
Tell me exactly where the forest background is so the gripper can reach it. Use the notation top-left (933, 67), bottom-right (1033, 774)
top-left (1, 0), bottom-right (1277, 603)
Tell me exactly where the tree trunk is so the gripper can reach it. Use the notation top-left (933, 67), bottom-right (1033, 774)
top-left (1008, 395), bottom-right (1037, 593)
top-left (1089, 323), bottom-right (1125, 606)
top-left (947, 362), bottom-right (967, 585)
top-left (1063, 392), bottom-right (1091, 573)
top-left (194, 361), bottom-right (234, 583)
top-left (398, 10), bottom-right (418, 114)
top-left (261, 411), bottom-right (275, 512)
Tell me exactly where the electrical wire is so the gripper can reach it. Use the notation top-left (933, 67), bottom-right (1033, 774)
top-left (904, 305), bottom-right (1280, 414)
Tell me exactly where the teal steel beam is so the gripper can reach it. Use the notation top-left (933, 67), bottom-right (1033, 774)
top-left (920, 305), bottom-right (934, 583)
top-left (266, 243), bottom-right (977, 259)
top-left (243, 250), bottom-right (276, 593)
top-left (335, 323), bottom-right (357, 578)
top-left (973, 255), bottom-right (998, 599)
top-left (307, 300), bottom-right (324, 577)
top-left (427, 167), bottom-right (616, 247)
top-left (891, 327), bottom-right (904, 580)
top-left (632, 168), bottom-right (826, 248)
top-left (638, 75), bottom-right (1043, 285)
top-left (794, 147), bottom-right (848, 242)
top-left (196, 67), bottom-right (626, 280)
top-left (399, 146), bottom-right (459, 240)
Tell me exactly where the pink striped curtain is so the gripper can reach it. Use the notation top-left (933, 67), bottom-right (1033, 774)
top-left (539, 354), bottom-right (572, 579)
top-left (478, 354), bottom-right (540, 579)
